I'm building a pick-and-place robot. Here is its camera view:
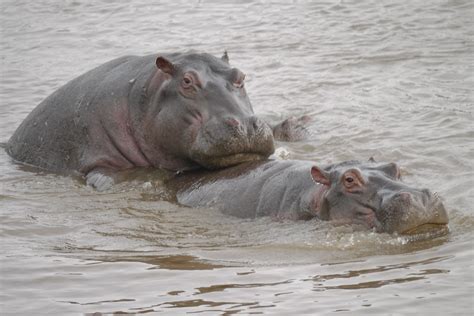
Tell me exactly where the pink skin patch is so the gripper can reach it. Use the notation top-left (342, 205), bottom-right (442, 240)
top-left (107, 106), bottom-right (151, 167)
top-left (84, 98), bottom-right (152, 173)
top-left (310, 185), bottom-right (329, 218)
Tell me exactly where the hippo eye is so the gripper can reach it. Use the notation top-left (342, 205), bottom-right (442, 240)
top-left (343, 170), bottom-right (365, 192)
top-left (344, 176), bottom-right (356, 189)
top-left (182, 72), bottom-right (202, 90)
top-left (182, 75), bottom-right (193, 87)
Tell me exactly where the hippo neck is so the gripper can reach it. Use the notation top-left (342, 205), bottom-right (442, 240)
top-left (308, 184), bottom-right (329, 220)
top-left (106, 68), bottom-right (160, 169)
top-left (253, 161), bottom-right (319, 219)
top-left (127, 68), bottom-right (173, 169)
top-left (258, 161), bottom-right (329, 220)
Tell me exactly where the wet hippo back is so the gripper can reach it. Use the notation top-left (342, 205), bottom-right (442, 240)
top-left (7, 55), bottom-right (153, 173)
top-left (170, 160), bottom-right (317, 219)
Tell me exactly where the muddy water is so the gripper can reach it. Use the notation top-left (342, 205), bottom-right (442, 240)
top-left (1, 0), bottom-right (473, 315)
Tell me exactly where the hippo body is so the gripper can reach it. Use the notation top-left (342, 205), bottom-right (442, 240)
top-left (168, 159), bottom-right (449, 235)
top-left (6, 52), bottom-right (294, 189)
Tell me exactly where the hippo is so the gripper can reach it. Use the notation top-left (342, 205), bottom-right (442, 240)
top-left (6, 51), bottom-right (304, 190)
top-left (272, 115), bottom-right (312, 142)
top-left (167, 159), bottom-right (449, 235)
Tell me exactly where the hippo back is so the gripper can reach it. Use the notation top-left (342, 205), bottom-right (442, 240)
top-left (7, 55), bottom-right (155, 172)
top-left (169, 160), bottom-right (315, 218)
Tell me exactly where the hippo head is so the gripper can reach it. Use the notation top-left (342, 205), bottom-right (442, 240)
top-left (310, 160), bottom-right (449, 235)
top-left (142, 52), bottom-right (274, 171)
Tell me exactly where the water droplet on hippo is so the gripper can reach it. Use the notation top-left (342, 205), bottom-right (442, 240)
top-left (129, 78), bottom-right (136, 84)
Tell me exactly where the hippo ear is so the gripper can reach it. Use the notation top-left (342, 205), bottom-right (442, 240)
top-left (378, 162), bottom-right (401, 179)
top-left (221, 51), bottom-right (229, 64)
top-left (156, 56), bottom-right (175, 75)
top-left (311, 166), bottom-right (331, 186)
top-left (368, 157), bottom-right (376, 163)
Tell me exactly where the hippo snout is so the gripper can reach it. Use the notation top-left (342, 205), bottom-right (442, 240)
top-left (379, 189), bottom-right (449, 235)
top-left (189, 115), bottom-right (275, 169)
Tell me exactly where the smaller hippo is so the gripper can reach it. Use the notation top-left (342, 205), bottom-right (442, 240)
top-left (168, 159), bottom-right (449, 235)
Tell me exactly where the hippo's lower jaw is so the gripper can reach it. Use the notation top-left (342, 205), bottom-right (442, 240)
top-left (194, 153), bottom-right (268, 169)
top-left (399, 223), bottom-right (449, 236)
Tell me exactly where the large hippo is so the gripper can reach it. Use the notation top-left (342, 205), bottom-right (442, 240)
top-left (168, 159), bottom-right (449, 235)
top-left (7, 51), bottom-right (302, 189)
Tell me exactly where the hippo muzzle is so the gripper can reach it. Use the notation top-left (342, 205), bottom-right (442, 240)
top-left (189, 115), bottom-right (275, 169)
top-left (378, 189), bottom-right (449, 235)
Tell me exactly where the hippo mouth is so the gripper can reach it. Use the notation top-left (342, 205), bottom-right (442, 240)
top-left (399, 223), bottom-right (449, 236)
top-left (197, 152), bottom-right (268, 169)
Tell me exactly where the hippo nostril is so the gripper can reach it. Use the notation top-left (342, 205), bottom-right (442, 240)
top-left (421, 188), bottom-right (434, 205)
top-left (224, 117), bottom-right (241, 128)
top-left (253, 119), bottom-right (259, 131)
top-left (249, 116), bottom-right (262, 132)
top-left (396, 192), bottom-right (412, 203)
top-left (422, 188), bottom-right (431, 196)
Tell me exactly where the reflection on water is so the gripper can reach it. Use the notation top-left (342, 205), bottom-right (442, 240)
top-left (313, 255), bottom-right (452, 290)
top-left (97, 254), bottom-right (227, 270)
top-left (1, 0), bottom-right (473, 314)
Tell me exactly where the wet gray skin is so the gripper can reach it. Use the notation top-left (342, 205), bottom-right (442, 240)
top-left (6, 51), bottom-right (305, 190)
top-left (168, 159), bottom-right (449, 235)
